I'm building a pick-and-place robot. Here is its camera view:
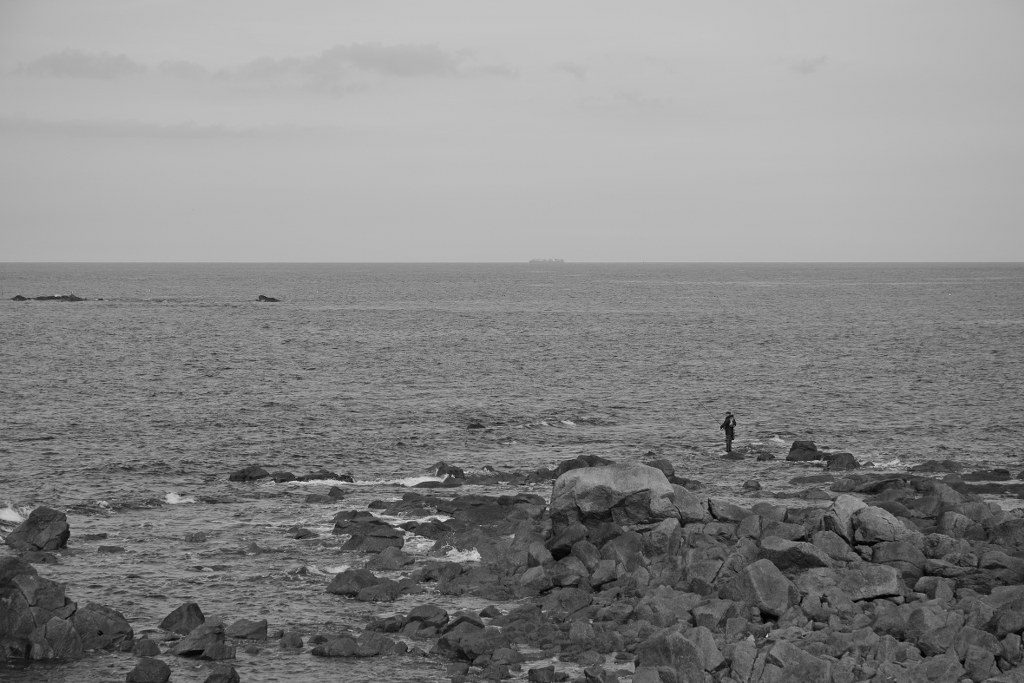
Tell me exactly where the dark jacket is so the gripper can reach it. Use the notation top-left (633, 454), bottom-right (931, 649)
top-left (720, 416), bottom-right (736, 436)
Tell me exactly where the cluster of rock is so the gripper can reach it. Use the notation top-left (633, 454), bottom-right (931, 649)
top-left (302, 456), bottom-right (1024, 682)
top-left (786, 441), bottom-right (862, 471)
top-left (0, 553), bottom-right (133, 663)
top-left (10, 294), bottom-right (86, 301)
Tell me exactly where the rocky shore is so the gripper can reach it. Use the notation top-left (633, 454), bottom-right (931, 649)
top-left (5, 447), bottom-right (1024, 682)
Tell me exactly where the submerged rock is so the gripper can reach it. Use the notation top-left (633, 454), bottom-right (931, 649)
top-left (227, 465), bottom-right (270, 482)
top-left (256, 295), bottom-right (279, 302)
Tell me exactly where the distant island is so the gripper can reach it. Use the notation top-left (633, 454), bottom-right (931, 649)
top-left (528, 258), bottom-right (565, 264)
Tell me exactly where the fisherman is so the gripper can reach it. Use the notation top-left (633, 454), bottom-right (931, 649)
top-left (720, 411), bottom-right (737, 452)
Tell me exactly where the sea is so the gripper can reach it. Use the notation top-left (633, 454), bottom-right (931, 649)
top-left (1, 262), bottom-right (1023, 682)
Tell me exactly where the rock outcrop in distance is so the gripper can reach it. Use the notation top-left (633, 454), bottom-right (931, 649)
top-left (10, 294), bottom-right (86, 302)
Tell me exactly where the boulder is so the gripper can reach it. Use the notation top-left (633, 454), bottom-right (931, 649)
top-left (72, 602), bottom-right (133, 650)
top-left (550, 464), bottom-right (682, 528)
top-left (872, 540), bottom-right (926, 582)
top-left (159, 602), bottom-right (205, 635)
top-left (168, 621), bottom-right (232, 659)
top-left (852, 506), bottom-right (914, 544)
top-left (634, 629), bottom-right (705, 681)
top-left (326, 569), bottom-right (379, 597)
top-left (126, 656), bottom-right (171, 683)
top-left (204, 663), bottom-right (241, 683)
top-left (796, 565), bottom-right (902, 601)
top-left (824, 452), bottom-right (860, 471)
top-left (787, 441), bottom-right (821, 461)
top-left (720, 559), bottom-right (798, 617)
top-left (823, 494), bottom-right (867, 542)
top-left (225, 618), bottom-right (267, 641)
top-left (759, 536), bottom-right (832, 570)
top-left (4, 506), bottom-right (70, 551)
top-left (763, 639), bottom-right (831, 679)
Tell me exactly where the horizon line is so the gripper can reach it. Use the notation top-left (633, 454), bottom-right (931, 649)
top-left (2, 259), bottom-right (1023, 266)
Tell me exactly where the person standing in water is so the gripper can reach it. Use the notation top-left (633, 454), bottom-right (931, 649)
top-left (720, 412), bottom-right (737, 452)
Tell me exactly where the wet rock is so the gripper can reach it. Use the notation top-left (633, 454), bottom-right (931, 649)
top-left (326, 568), bottom-right (379, 596)
top-left (204, 663), bottom-right (241, 683)
top-left (280, 631), bottom-right (303, 648)
top-left (366, 546), bottom-right (414, 571)
top-left (296, 468), bottom-right (352, 482)
top-left (355, 579), bottom-right (402, 602)
top-left (133, 636), bottom-right (161, 657)
top-left (159, 602), bottom-right (205, 635)
top-left (72, 602), bottom-right (134, 650)
top-left (256, 295), bottom-right (279, 302)
top-left (270, 471), bottom-right (295, 483)
top-left (756, 452), bottom-right (776, 461)
top-left (285, 526), bottom-right (316, 539)
top-left (4, 506), bottom-right (70, 551)
top-left (909, 460), bottom-right (962, 473)
top-left (168, 621), bottom-right (232, 659)
top-left (825, 452), bottom-right (861, 471)
top-left (18, 551), bottom-right (60, 564)
top-left (227, 465), bottom-right (270, 482)
top-left (720, 558), bottom-right (798, 617)
top-left (962, 468), bottom-right (1011, 481)
top-left (29, 616), bottom-right (83, 660)
top-left (433, 461), bottom-right (466, 479)
top-left (787, 440), bottom-right (821, 461)
top-left (126, 656), bottom-right (171, 683)
top-left (225, 618), bottom-right (267, 641)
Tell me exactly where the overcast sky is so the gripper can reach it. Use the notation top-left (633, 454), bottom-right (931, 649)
top-left (1, 1), bottom-right (1022, 262)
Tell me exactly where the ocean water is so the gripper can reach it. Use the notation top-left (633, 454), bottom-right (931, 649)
top-left (1, 262), bottom-right (1023, 681)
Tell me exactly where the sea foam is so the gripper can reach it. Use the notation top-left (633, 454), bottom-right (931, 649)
top-left (165, 492), bottom-right (196, 504)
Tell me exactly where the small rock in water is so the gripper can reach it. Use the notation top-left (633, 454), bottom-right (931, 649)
top-left (80, 533), bottom-right (109, 541)
top-left (227, 465), bottom-right (270, 482)
top-left (204, 663), bottom-right (241, 683)
top-left (126, 657), bottom-right (171, 683)
top-left (271, 471), bottom-right (296, 483)
top-left (328, 485), bottom-right (345, 499)
top-left (742, 479), bottom-right (762, 491)
top-left (226, 618), bottom-right (268, 641)
top-left (280, 631), bottom-right (304, 649)
top-left (256, 294), bottom-right (280, 302)
top-left (159, 601), bottom-right (205, 635)
top-left (286, 526), bottom-right (316, 539)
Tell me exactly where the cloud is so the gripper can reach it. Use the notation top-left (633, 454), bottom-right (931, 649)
top-left (17, 50), bottom-right (146, 79)
top-left (553, 62), bottom-right (588, 81)
top-left (12, 44), bottom-right (516, 91)
top-left (0, 116), bottom-right (327, 139)
top-left (792, 55), bottom-right (828, 76)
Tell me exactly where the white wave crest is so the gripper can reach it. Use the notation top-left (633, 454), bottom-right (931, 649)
top-left (769, 436), bottom-right (788, 445)
top-left (445, 547), bottom-right (481, 563)
top-left (560, 420), bottom-right (576, 427)
top-left (165, 492), bottom-right (196, 504)
top-left (347, 476), bottom-right (446, 488)
top-left (0, 504), bottom-right (27, 524)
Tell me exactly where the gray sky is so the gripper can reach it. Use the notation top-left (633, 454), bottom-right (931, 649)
top-left (1, 0), bottom-right (1022, 262)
